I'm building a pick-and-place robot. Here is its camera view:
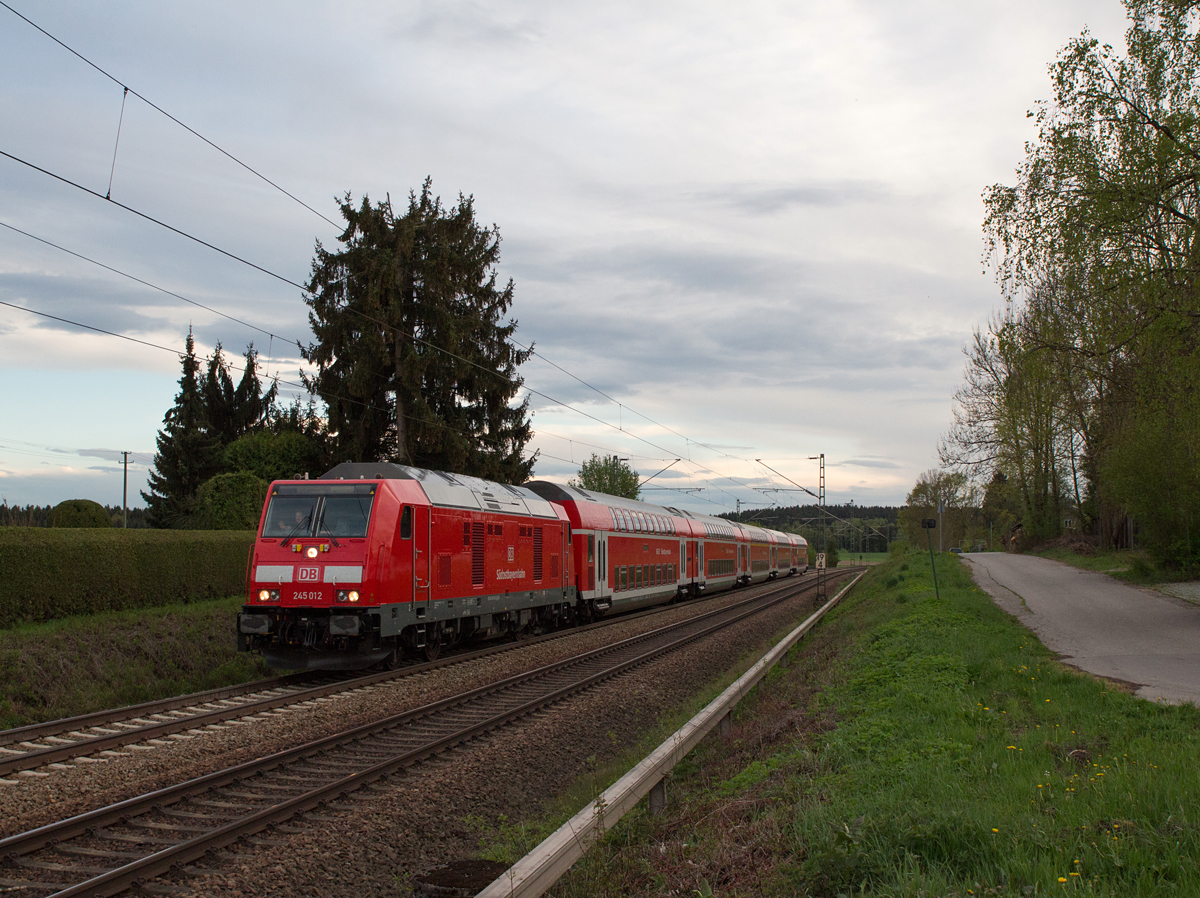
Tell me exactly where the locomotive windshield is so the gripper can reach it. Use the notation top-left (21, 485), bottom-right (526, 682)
top-left (261, 483), bottom-right (376, 539)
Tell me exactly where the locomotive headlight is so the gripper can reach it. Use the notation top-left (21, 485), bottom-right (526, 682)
top-left (258, 589), bottom-right (280, 602)
top-left (347, 590), bottom-right (359, 603)
top-left (305, 546), bottom-right (319, 559)
top-left (335, 589), bottom-right (360, 603)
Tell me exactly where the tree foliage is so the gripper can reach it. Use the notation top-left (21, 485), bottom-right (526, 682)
top-left (143, 333), bottom-right (283, 528)
top-left (193, 472), bottom-right (270, 530)
top-left (900, 470), bottom-right (980, 550)
top-left (302, 179), bottom-right (535, 483)
top-left (570, 454), bottom-right (641, 500)
top-left (945, 0), bottom-right (1200, 565)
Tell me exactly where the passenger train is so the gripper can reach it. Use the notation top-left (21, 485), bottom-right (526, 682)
top-left (237, 462), bottom-right (809, 670)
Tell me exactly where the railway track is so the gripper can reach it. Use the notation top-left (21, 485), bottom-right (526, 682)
top-left (0, 574), bottom-right (818, 777)
top-left (0, 572), bottom-right (845, 897)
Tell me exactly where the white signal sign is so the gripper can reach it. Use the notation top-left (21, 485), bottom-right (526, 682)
top-left (816, 553), bottom-right (826, 570)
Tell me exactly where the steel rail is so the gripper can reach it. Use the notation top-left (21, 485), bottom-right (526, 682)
top-left (0, 574), bottom-right (816, 776)
top-left (0, 573), bottom-right (842, 897)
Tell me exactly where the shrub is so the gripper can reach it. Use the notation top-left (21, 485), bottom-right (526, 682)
top-left (194, 472), bottom-right (268, 530)
top-left (223, 430), bottom-right (322, 483)
top-left (0, 529), bottom-right (255, 628)
top-left (50, 499), bottom-right (111, 528)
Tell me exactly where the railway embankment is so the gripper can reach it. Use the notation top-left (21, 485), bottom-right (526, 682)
top-left (0, 595), bottom-right (268, 729)
top-left (527, 554), bottom-right (1200, 897)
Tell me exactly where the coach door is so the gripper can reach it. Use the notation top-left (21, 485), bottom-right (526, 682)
top-left (413, 505), bottom-right (431, 610)
top-left (597, 531), bottom-right (608, 595)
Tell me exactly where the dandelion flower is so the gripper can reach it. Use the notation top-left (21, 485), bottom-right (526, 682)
top-left (1058, 877), bottom-right (1068, 883)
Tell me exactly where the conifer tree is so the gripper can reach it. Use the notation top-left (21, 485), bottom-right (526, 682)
top-left (143, 331), bottom-right (221, 526)
top-left (302, 179), bottom-right (535, 483)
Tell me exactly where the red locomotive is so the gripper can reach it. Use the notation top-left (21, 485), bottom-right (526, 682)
top-left (237, 463), bottom-right (808, 670)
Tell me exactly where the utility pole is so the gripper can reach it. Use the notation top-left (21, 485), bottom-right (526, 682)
top-left (121, 451), bottom-right (131, 528)
top-left (817, 453), bottom-right (825, 552)
top-left (938, 499), bottom-right (944, 553)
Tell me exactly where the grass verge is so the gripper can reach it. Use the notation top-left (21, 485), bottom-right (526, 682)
top-left (540, 552), bottom-right (1200, 897)
top-left (0, 595), bottom-right (271, 729)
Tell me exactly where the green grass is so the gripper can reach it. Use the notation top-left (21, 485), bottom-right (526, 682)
top-left (0, 595), bottom-right (271, 729)
top-left (546, 554), bottom-right (1200, 896)
top-left (1035, 547), bottom-right (1162, 583)
top-left (840, 552), bottom-right (891, 565)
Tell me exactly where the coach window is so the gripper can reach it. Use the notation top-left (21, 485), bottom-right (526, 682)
top-left (588, 534), bottom-right (594, 563)
top-left (400, 506), bottom-right (412, 540)
top-left (621, 566), bottom-right (628, 590)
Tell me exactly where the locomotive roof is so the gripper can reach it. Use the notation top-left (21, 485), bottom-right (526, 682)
top-left (322, 462), bottom-right (560, 519)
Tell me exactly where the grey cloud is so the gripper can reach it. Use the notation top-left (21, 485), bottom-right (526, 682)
top-left (839, 457), bottom-right (904, 469)
top-left (695, 180), bottom-right (893, 215)
top-left (78, 448), bottom-right (155, 465)
top-left (401, 1), bottom-right (542, 45)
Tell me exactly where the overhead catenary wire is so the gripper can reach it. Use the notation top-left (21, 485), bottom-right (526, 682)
top-left (0, 8), bottom-right (825, 504)
top-left (0, 0), bottom-right (341, 230)
top-left (0, 291), bottom-right (803, 512)
top-left (0, 213), bottom-right (804, 508)
top-left (0, 299), bottom-right (522, 455)
top-left (0, 224), bottom-right (712, 493)
top-left (1, 0), bottom-right (821, 506)
top-left (0, 146), bottom-right (809, 506)
top-left (0, 219), bottom-right (288, 344)
top-left (0, 147), bottom-right (307, 291)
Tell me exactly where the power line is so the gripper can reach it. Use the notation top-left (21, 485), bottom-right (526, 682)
top-left (0, 147), bottom-right (306, 290)
top-left (1, 0), bottom-right (813, 503)
top-left (0, 293), bottom-right (786, 511)
top-left (0, 0), bottom-right (341, 230)
top-left (0, 299), bottom-right (520, 454)
top-left (0, 218), bottom-right (287, 343)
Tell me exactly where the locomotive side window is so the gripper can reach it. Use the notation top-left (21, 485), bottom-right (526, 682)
top-left (400, 506), bottom-right (412, 540)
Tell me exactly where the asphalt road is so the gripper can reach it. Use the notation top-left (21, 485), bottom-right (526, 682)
top-left (965, 552), bottom-right (1200, 706)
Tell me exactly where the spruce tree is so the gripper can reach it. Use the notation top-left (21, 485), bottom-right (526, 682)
top-left (143, 331), bottom-right (221, 527)
top-left (302, 179), bottom-right (535, 483)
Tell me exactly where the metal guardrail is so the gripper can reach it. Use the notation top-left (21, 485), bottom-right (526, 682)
top-left (475, 571), bottom-right (865, 898)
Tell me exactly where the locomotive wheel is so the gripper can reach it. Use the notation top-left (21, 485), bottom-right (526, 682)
top-left (384, 642), bottom-right (404, 670)
top-left (423, 634), bottom-right (442, 661)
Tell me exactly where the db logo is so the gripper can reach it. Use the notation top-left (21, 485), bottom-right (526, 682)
top-left (297, 566), bottom-right (320, 582)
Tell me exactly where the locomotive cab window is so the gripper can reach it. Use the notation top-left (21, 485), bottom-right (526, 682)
top-left (263, 483), bottom-right (376, 540)
top-left (400, 506), bottom-right (412, 540)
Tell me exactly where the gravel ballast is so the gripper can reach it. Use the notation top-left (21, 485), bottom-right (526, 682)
top-left (0, 574), bottom-right (845, 897)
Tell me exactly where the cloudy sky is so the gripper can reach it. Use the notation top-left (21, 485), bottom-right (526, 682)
top-left (0, 0), bottom-right (1131, 514)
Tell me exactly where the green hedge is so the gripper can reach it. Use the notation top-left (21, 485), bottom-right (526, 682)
top-left (0, 529), bottom-right (255, 628)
